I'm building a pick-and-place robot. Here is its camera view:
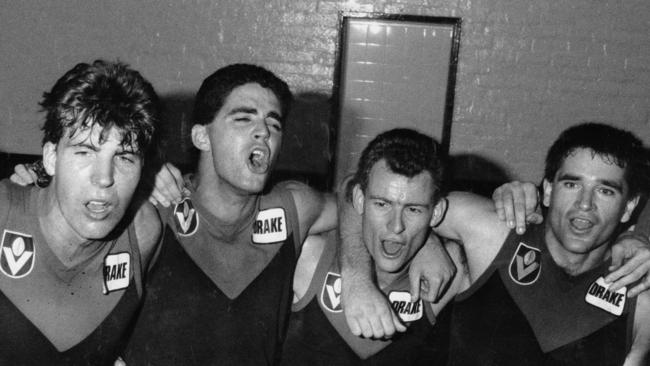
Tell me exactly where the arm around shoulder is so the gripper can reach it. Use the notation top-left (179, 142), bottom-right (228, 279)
top-left (133, 200), bottom-right (162, 269)
top-left (626, 290), bottom-right (650, 365)
top-left (276, 180), bottom-right (337, 240)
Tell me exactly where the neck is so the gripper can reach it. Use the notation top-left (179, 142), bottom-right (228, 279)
top-left (544, 227), bottom-right (610, 276)
top-left (375, 265), bottom-right (410, 290)
top-left (38, 187), bottom-right (101, 267)
top-left (194, 156), bottom-right (258, 225)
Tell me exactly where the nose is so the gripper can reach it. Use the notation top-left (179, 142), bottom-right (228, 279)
top-left (253, 119), bottom-right (270, 141)
top-left (575, 188), bottom-right (594, 211)
top-left (388, 209), bottom-right (405, 234)
top-left (91, 158), bottom-right (115, 188)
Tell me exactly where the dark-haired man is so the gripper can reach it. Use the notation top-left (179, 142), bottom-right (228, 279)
top-left (12, 63), bottom-right (455, 365)
top-left (345, 122), bottom-right (650, 365)
top-left (281, 129), bottom-right (463, 365)
top-left (0, 60), bottom-right (161, 365)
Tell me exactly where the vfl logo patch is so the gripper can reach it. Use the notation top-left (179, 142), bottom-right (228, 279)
top-left (252, 208), bottom-right (287, 244)
top-left (102, 252), bottom-right (130, 294)
top-left (389, 291), bottom-right (423, 322)
top-left (321, 272), bottom-right (342, 313)
top-left (509, 242), bottom-right (541, 285)
top-left (173, 198), bottom-right (199, 236)
top-left (0, 230), bottom-right (35, 279)
top-left (585, 277), bottom-right (626, 316)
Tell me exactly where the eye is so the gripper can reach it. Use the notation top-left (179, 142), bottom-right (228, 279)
top-left (267, 119), bottom-right (282, 132)
top-left (235, 116), bottom-right (251, 122)
top-left (597, 187), bottom-right (616, 196)
top-left (407, 207), bottom-right (424, 215)
top-left (562, 181), bottom-right (577, 189)
top-left (372, 200), bottom-right (388, 209)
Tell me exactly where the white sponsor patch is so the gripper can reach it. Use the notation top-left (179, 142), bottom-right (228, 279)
top-left (0, 230), bottom-right (34, 279)
top-left (321, 272), bottom-right (342, 313)
top-left (103, 252), bottom-right (130, 294)
top-left (252, 208), bottom-right (287, 244)
top-left (389, 291), bottom-right (423, 322)
top-left (585, 277), bottom-right (626, 316)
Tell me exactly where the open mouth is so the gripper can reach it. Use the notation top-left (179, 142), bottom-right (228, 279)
top-left (85, 200), bottom-right (113, 218)
top-left (381, 240), bottom-right (404, 257)
top-left (570, 217), bottom-right (594, 231)
top-left (248, 148), bottom-right (270, 174)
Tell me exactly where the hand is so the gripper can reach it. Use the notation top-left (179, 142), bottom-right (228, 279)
top-left (341, 275), bottom-right (406, 339)
top-left (492, 181), bottom-right (543, 234)
top-left (606, 233), bottom-right (650, 297)
top-left (149, 163), bottom-right (188, 207)
top-left (10, 164), bottom-right (37, 186)
top-left (409, 235), bottom-right (456, 302)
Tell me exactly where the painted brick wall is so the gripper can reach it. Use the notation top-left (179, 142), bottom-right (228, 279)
top-left (2, 0), bottom-right (649, 184)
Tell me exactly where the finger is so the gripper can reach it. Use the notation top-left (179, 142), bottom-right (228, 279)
top-left (368, 315), bottom-right (385, 339)
top-left (358, 317), bottom-right (374, 339)
top-left (524, 184), bottom-right (539, 216)
top-left (492, 188), bottom-right (506, 221)
top-left (607, 245), bottom-right (626, 273)
top-left (409, 273), bottom-right (422, 302)
top-left (391, 310), bottom-right (406, 332)
top-left (420, 279), bottom-right (438, 303)
top-left (164, 163), bottom-right (185, 198)
top-left (511, 187), bottom-right (528, 235)
top-left (423, 278), bottom-right (442, 303)
top-left (628, 279), bottom-right (650, 298)
top-left (501, 191), bottom-right (516, 229)
top-left (526, 212), bottom-right (543, 225)
top-left (346, 316), bottom-right (362, 336)
top-left (17, 165), bottom-right (36, 184)
top-left (379, 310), bottom-right (397, 338)
top-left (151, 190), bottom-right (170, 207)
top-left (608, 263), bottom-right (650, 292)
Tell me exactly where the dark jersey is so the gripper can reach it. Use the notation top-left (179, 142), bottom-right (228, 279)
top-left (281, 231), bottom-right (449, 365)
top-left (449, 223), bottom-right (633, 366)
top-left (125, 185), bottom-right (301, 365)
top-left (0, 180), bottom-right (143, 366)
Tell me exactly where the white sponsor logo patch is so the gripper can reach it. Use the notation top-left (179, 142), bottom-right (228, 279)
top-left (508, 242), bottom-right (542, 285)
top-left (103, 252), bottom-right (130, 294)
top-left (0, 230), bottom-right (34, 279)
top-left (173, 198), bottom-right (199, 236)
top-left (585, 277), bottom-right (626, 316)
top-left (321, 272), bottom-right (342, 313)
top-left (252, 208), bottom-right (287, 244)
top-left (389, 291), bottom-right (423, 322)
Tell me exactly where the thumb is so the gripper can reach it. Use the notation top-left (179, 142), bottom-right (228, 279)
top-left (409, 275), bottom-right (421, 302)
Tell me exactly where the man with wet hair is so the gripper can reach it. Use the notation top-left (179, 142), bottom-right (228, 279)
top-left (344, 122), bottom-right (650, 365)
top-left (13, 63), bottom-right (456, 365)
top-left (0, 60), bottom-right (161, 365)
top-left (281, 128), bottom-right (463, 365)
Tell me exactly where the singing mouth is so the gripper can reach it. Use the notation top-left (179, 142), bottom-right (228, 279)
top-left (85, 200), bottom-right (113, 218)
top-left (570, 217), bottom-right (594, 231)
top-left (248, 147), bottom-right (270, 174)
top-left (381, 240), bottom-right (404, 257)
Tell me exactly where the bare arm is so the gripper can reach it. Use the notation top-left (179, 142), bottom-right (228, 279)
top-left (625, 290), bottom-right (650, 365)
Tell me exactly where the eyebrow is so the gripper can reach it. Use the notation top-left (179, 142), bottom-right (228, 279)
top-left (368, 195), bottom-right (431, 207)
top-left (557, 173), bottom-right (624, 192)
top-left (228, 107), bottom-right (284, 122)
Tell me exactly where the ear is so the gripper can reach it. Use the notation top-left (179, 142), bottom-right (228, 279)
top-left (42, 142), bottom-right (57, 176)
top-left (620, 195), bottom-right (640, 224)
top-left (191, 124), bottom-right (211, 152)
top-left (351, 184), bottom-right (365, 216)
top-left (542, 179), bottom-right (552, 208)
top-left (430, 197), bottom-right (448, 227)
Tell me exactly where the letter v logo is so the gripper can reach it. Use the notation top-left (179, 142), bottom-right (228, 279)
top-left (174, 199), bottom-right (199, 236)
top-left (508, 242), bottom-right (541, 285)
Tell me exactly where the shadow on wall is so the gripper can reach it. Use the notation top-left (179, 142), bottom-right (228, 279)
top-left (447, 154), bottom-right (512, 197)
top-left (155, 91), bottom-right (335, 192)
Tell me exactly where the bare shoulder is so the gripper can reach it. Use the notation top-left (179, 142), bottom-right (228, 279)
top-left (274, 180), bottom-right (336, 236)
top-left (133, 200), bottom-right (162, 266)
